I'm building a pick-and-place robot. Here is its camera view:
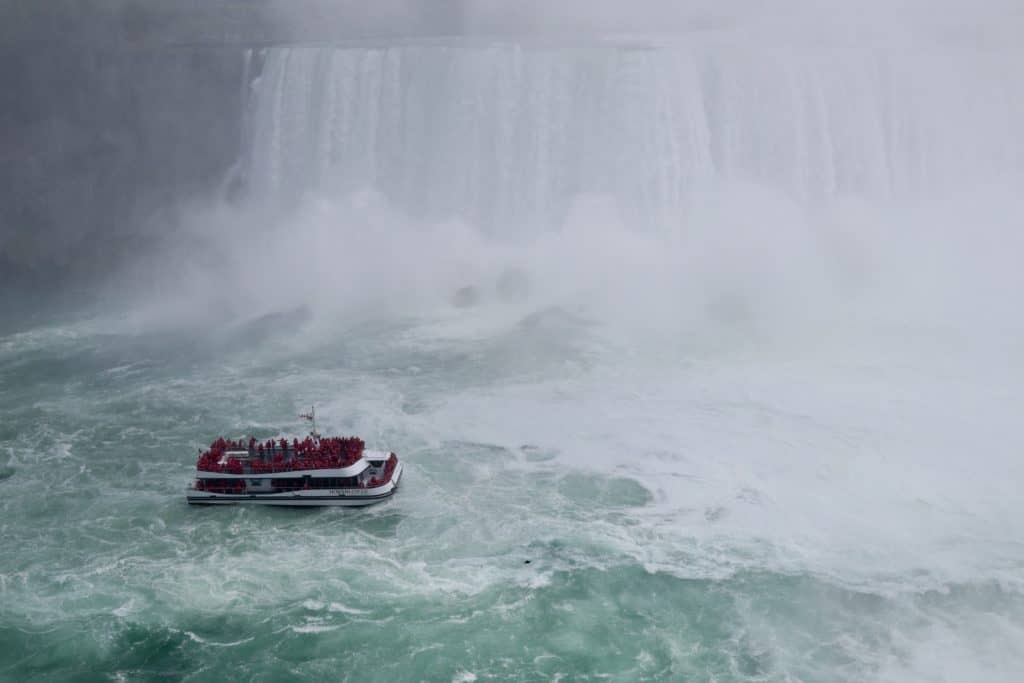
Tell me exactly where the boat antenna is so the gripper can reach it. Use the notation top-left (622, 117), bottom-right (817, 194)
top-left (299, 405), bottom-right (319, 439)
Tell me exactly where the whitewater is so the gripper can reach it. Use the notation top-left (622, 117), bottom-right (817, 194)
top-left (3, 26), bottom-right (1024, 682)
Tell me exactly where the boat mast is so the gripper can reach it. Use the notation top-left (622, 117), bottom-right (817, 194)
top-left (300, 405), bottom-right (319, 440)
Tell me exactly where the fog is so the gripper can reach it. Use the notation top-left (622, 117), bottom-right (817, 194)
top-left (3, 0), bottom-right (1022, 314)
top-left (104, 4), bottom-right (1023, 354)
top-left (263, 0), bottom-right (1023, 39)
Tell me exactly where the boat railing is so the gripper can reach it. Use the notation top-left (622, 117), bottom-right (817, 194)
top-left (194, 452), bottom-right (398, 490)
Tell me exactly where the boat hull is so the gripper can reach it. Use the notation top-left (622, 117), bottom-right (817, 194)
top-left (187, 464), bottom-right (402, 507)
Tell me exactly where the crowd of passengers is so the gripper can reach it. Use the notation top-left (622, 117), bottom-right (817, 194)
top-left (196, 435), bottom-right (366, 473)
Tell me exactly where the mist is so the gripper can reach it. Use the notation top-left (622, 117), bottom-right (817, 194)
top-left (108, 4), bottom-right (1024, 354)
top-left (4, 3), bottom-right (1024, 681)
top-left (261, 0), bottom-right (1023, 40)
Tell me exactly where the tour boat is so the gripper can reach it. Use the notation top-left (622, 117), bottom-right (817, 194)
top-left (186, 410), bottom-right (402, 507)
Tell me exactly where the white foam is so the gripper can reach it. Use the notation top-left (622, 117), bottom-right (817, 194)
top-left (183, 632), bottom-right (255, 648)
top-left (327, 602), bottom-right (370, 615)
top-left (111, 600), bottom-right (134, 618)
top-left (291, 624), bottom-right (340, 634)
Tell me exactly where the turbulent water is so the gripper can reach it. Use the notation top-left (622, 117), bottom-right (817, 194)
top-left (4, 30), bottom-right (1024, 682)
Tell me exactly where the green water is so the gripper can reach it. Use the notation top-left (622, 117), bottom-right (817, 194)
top-left (1, 312), bottom-right (1022, 682)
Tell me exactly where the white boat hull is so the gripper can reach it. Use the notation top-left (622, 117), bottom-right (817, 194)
top-left (187, 463), bottom-right (403, 507)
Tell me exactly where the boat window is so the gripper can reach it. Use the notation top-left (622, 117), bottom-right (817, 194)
top-left (251, 479), bottom-right (261, 486)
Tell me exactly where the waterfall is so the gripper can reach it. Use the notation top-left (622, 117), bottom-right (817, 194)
top-left (246, 38), bottom-right (1023, 233)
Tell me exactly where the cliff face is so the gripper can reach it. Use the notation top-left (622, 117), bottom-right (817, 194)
top-left (0, 42), bottom-right (247, 298)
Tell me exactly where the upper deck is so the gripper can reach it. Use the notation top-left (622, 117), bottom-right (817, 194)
top-left (195, 436), bottom-right (385, 478)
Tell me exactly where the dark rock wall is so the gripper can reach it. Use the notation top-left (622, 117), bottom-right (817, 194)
top-left (0, 43), bottom-right (247, 295)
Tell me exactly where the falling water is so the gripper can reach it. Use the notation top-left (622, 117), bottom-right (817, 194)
top-left (247, 39), bottom-right (1023, 233)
